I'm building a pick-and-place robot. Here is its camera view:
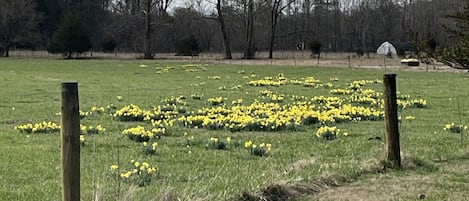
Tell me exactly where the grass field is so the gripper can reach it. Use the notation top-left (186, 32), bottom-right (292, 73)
top-left (1, 58), bottom-right (469, 201)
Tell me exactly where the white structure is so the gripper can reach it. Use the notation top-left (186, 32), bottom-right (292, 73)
top-left (377, 41), bottom-right (397, 55)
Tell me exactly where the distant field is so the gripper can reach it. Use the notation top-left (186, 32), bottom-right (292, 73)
top-left (7, 50), bottom-right (455, 72)
top-left (0, 59), bottom-right (468, 200)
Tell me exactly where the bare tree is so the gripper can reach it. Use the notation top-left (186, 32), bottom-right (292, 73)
top-left (142, 0), bottom-right (171, 59)
top-left (268, 0), bottom-right (296, 59)
top-left (143, 0), bottom-right (153, 58)
top-left (243, 0), bottom-right (255, 59)
top-left (0, 0), bottom-right (38, 57)
top-left (217, 0), bottom-right (233, 59)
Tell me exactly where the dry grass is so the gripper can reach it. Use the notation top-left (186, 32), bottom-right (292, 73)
top-left (236, 175), bottom-right (346, 201)
top-left (311, 155), bottom-right (469, 201)
top-left (236, 155), bottom-right (449, 201)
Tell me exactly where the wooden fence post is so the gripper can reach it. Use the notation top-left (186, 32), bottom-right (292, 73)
top-left (61, 82), bottom-right (80, 201)
top-left (383, 74), bottom-right (401, 168)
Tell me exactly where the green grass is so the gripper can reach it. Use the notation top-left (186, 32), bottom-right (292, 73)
top-left (1, 58), bottom-right (469, 200)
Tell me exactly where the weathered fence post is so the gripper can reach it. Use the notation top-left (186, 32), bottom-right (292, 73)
top-left (383, 74), bottom-right (401, 168)
top-left (61, 82), bottom-right (80, 201)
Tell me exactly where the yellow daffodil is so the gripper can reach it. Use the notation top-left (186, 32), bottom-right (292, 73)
top-left (244, 140), bottom-right (253, 148)
top-left (110, 165), bottom-right (118, 171)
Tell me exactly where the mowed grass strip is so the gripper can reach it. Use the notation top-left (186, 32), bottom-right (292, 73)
top-left (0, 59), bottom-right (468, 200)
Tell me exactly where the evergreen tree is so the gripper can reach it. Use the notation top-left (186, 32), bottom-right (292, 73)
top-left (47, 14), bottom-right (91, 58)
top-left (439, 1), bottom-right (469, 69)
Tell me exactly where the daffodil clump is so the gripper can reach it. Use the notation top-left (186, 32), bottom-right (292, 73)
top-left (79, 110), bottom-right (92, 119)
top-left (208, 76), bottom-right (222, 80)
top-left (90, 106), bottom-right (106, 114)
top-left (316, 126), bottom-right (348, 140)
top-left (311, 96), bottom-right (343, 108)
top-left (206, 137), bottom-right (233, 150)
top-left (259, 90), bottom-right (285, 103)
top-left (80, 135), bottom-right (86, 146)
top-left (179, 64), bottom-right (206, 72)
top-left (396, 99), bottom-right (428, 109)
top-left (347, 89), bottom-right (382, 106)
top-left (409, 99), bottom-right (427, 108)
top-left (347, 79), bottom-right (382, 90)
top-left (161, 96), bottom-right (187, 106)
top-left (155, 66), bottom-right (174, 74)
top-left (330, 88), bottom-right (354, 95)
top-left (114, 104), bottom-right (148, 121)
top-left (185, 133), bottom-right (195, 146)
top-left (14, 121), bottom-right (60, 134)
top-left (349, 95), bottom-right (380, 106)
top-left (113, 160), bottom-right (158, 187)
top-left (142, 141), bottom-right (158, 155)
top-left (80, 124), bottom-right (106, 134)
top-left (301, 76), bottom-right (321, 87)
top-left (122, 125), bottom-right (160, 142)
top-left (324, 79), bottom-right (427, 110)
top-left (178, 98), bottom-right (384, 132)
top-left (207, 97), bottom-right (225, 106)
top-left (248, 74), bottom-right (287, 86)
top-left (444, 123), bottom-right (467, 133)
top-left (148, 105), bottom-right (183, 121)
top-left (191, 94), bottom-right (203, 100)
top-left (244, 140), bottom-right (272, 157)
top-left (232, 99), bottom-right (243, 106)
top-left (290, 77), bottom-right (334, 89)
top-left (113, 98), bottom-right (186, 125)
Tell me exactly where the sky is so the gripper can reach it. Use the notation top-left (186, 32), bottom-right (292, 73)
top-left (169, 0), bottom-right (215, 13)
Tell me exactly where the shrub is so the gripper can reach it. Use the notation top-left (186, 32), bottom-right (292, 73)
top-left (101, 37), bottom-right (117, 53)
top-left (308, 40), bottom-right (322, 58)
top-left (244, 141), bottom-right (272, 157)
top-left (175, 34), bottom-right (200, 56)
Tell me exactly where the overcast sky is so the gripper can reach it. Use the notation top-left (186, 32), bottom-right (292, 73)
top-left (169, 0), bottom-right (215, 14)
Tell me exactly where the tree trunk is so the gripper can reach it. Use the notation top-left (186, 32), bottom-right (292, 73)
top-left (143, 0), bottom-right (153, 59)
top-left (268, 12), bottom-right (278, 59)
top-left (4, 46), bottom-right (9, 57)
top-left (243, 0), bottom-right (255, 59)
top-left (217, 0), bottom-right (232, 59)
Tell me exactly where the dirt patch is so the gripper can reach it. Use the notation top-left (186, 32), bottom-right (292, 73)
top-left (312, 175), bottom-right (438, 201)
top-left (236, 175), bottom-right (346, 201)
top-left (312, 156), bottom-right (469, 201)
top-left (236, 156), bottom-right (440, 201)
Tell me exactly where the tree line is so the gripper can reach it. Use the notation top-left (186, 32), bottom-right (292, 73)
top-left (0, 0), bottom-right (467, 63)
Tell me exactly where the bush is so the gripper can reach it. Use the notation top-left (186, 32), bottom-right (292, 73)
top-left (175, 34), bottom-right (200, 56)
top-left (356, 49), bottom-right (364, 57)
top-left (101, 37), bottom-right (117, 53)
top-left (308, 40), bottom-right (322, 58)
